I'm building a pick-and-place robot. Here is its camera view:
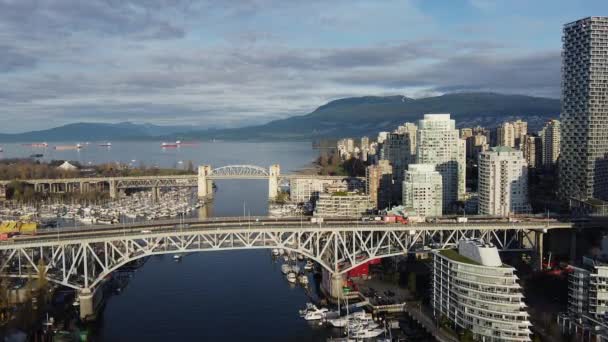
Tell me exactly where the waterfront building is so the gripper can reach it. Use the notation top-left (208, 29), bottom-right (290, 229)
top-left (559, 17), bottom-right (608, 202)
top-left (416, 114), bottom-right (466, 211)
top-left (432, 239), bottom-right (532, 341)
top-left (521, 134), bottom-right (542, 169)
top-left (290, 178), bottom-right (343, 203)
top-left (313, 192), bottom-right (373, 218)
top-left (561, 252), bottom-right (608, 340)
top-left (402, 164), bottom-right (442, 217)
top-left (478, 147), bottom-right (531, 216)
top-left (365, 160), bottom-right (393, 210)
top-left (539, 119), bottom-right (561, 167)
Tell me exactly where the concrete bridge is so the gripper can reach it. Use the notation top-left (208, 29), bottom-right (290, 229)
top-left (0, 217), bottom-right (571, 319)
top-left (0, 164), bottom-right (354, 201)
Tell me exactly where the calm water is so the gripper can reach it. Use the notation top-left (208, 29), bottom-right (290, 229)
top-left (2, 141), bottom-right (342, 341)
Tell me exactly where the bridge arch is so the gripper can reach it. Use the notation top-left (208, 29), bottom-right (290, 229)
top-left (198, 164), bottom-right (280, 200)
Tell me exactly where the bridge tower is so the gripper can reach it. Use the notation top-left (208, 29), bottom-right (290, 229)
top-left (268, 164), bottom-right (280, 200)
top-left (198, 165), bottom-right (213, 199)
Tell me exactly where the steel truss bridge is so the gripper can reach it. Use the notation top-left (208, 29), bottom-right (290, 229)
top-left (0, 218), bottom-right (571, 293)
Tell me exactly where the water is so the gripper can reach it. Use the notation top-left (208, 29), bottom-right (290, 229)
top-left (2, 141), bottom-right (343, 341)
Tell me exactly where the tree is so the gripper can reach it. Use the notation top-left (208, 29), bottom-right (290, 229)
top-left (460, 329), bottom-right (474, 342)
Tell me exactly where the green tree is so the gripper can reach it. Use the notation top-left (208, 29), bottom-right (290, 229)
top-left (460, 329), bottom-right (474, 342)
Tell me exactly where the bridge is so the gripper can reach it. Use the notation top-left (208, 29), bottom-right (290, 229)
top-left (0, 164), bottom-right (355, 201)
top-left (0, 217), bottom-right (571, 319)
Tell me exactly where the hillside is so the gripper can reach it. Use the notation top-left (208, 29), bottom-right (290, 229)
top-left (0, 122), bottom-right (199, 142)
top-left (0, 93), bottom-right (561, 142)
top-left (179, 92), bottom-right (560, 140)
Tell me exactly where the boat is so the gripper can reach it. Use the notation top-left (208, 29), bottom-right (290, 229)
top-left (303, 307), bottom-right (329, 321)
top-left (286, 272), bottom-right (297, 283)
top-left (298, 274), bottom-right (309, 285)
top-left (327, 311), bottom-right (371, 328)
top-left (349, 327), bottom-right (384, 339)
top-left (99, 142), bottom-right (112, 147)
top-left (173, 254), bottom-right (183, 261)
top-left (161, 141), bottom-right (180, 148)
top-left (272, 249), bottom-right (280, 256)
top-left (29, 153), bottom-right (43, 158)
top-left (281, 264), bottom-right (291, 274)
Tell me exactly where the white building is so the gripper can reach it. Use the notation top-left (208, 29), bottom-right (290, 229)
top-left (402, 164), bottom-right (442, 217)
top-left (539, 119), bottom-right (560, 167)
top-left (562, 253), bottom-right (608, 341)
top-left (313, 192), bottom-right (372, 218)
top-left (478, 147), bottom-right (531, 216)
top-left (416, 114), bottom-right (466, 211)
top-left (432, 239), bottom-right (532, 342)
top-left (395, 122), bottom-right (417, 156)
top-left (290, 178), bottom-right (344, 203)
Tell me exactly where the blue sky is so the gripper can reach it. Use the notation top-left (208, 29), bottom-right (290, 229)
top-left (0, 0), bottom-right (606, 132)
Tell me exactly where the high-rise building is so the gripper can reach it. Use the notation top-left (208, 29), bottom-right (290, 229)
top-left (402, 164), bottom-right (442, 217)
top-left (497, 120), bottom-right (528, 149)
top-left (365, 160), bottom-right (393, 210)
top-left (395, 122), bottom-right (417, 156)
top-left (478, 147), bottom-right (531, 216)
top-left (380, 132), bottom-right (415, 203)
top-left (432, 239), bottom-right (532, 341)
top-left (416, 114), bottom-right (466, 211)
top-left (522, 134), bottom-right (542, 169)
top-left (460, 127), bottom-right (473, 139)
top-left (559, 17), bottom-right (608, 202)
top-left (466, 134), bottom-right (489, 159)
top-left (360, 136), bottom-right (370, 162)
top-left (539, 119), bottom-right (561, 167)
top-left (497, 122), bottom-right (515, 148)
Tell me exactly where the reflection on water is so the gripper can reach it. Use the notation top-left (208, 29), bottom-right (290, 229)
top-left (2, 141), bottom-right (334, 341)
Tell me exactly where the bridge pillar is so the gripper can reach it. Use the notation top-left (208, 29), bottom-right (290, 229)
top-left (0, 184), bottom-right (5, 200)
top-left (198, 165), bottom-right (212, 199)
top-left (152, 187), bottom-right (159, 202)
top-left (78, 288), bottom-right (95, 321)
top-left (109, 180), bottom-right (117, 199)
top-left (268, 164), bottom-right (280, 200)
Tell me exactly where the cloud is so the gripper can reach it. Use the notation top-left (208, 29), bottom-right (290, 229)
top-left (0, 0), bottom-right (569, 133)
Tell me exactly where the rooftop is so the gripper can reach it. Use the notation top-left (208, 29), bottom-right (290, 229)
top-left (439, 249), bottom-right (480, 265)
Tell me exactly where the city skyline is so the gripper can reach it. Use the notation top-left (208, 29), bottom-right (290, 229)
top-left (0, 1), bottom-right (606, 133)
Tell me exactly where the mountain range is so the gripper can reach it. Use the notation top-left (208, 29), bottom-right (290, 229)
top-left (0, 92), bottom-right (560, 142)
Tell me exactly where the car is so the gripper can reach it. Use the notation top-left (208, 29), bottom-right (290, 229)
top-left (141, 230), bottom-right (152, 233)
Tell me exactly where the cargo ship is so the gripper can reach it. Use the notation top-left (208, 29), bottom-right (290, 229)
top-left (22, 142), bottom-right (49, 148)
top-left (54, 143), bottom-right (83, 151)
top-left (161, 141), bottom-right (181, 148)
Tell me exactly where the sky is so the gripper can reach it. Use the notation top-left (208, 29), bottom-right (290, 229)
top-left (0, 0), bottom-right (606, 133)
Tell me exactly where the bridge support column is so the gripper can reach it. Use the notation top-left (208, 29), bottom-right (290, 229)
top-left (152, 187), bottom-right (159, 202)
top-left (536, 230), bottom-right (544, 272)
top-left (268, 164), bottom-right (280, 201)
top-left (198, 165), bottom-right (212, 199)
top-left (78, 288), bottom-right (95, 321)
top-left (109, 180), bottom-right (117, 199)
top-left (321, 269), bottom-right (346, 300)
